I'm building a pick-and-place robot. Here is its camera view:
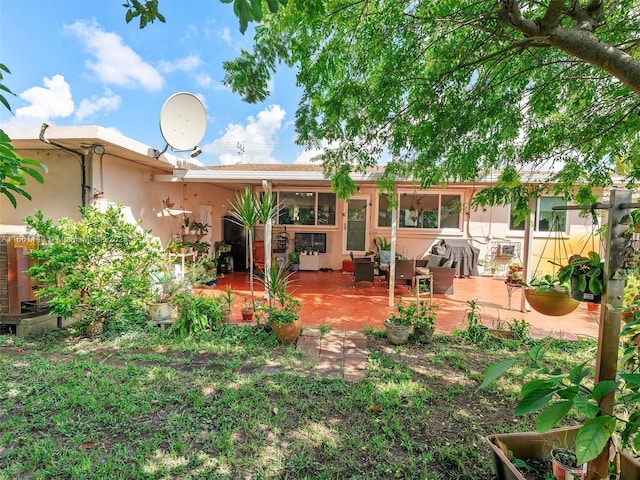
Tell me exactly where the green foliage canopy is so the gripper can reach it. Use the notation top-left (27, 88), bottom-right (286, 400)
top-left (0, 63), bottom-right (47, 207)
top-left (220, 0), bottom-right (640, 204)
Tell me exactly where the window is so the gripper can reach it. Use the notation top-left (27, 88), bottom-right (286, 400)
top-left (377, 192), bottom-right (462, 230)
top-left (278, 191), bottom-right (336, 226)
top-left (378, 195), bottom-right (392, 227)
top-left (509, 196), bottom-right (567, 232)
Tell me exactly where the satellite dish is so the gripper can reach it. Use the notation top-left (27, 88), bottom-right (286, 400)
top-left (158, 92), bottom-right (207, 152)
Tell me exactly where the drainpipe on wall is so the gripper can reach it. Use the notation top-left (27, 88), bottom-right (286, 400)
top-left (39, 123), bottom-right (90, 207)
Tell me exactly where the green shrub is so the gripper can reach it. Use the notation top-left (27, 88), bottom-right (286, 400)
top-left (171, 294), bottom-right (225, 337)
top-left (25, 205), bottom-right (162, 322)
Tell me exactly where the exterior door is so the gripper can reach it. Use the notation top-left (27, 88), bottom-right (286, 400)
top-left (343, 196), bottom-right (370, 254)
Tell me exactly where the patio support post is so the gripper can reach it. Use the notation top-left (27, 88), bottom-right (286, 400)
top-left (263, 180), bottom-right (273, 300)
top-left (521, 196), bottom-right (536, 312)
top-left (588, 189), bottom-right (629, 479)
top-left (388, 184), bottom-right (398, 307)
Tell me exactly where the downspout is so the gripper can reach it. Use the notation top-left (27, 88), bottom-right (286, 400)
top-left (39, 123), bottom-right (89, 207)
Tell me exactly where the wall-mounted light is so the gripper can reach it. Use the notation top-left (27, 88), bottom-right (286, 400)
top-left (93, 145), bottom-right (105, 155)
top-left (172, 168), bottom-right (188, 182)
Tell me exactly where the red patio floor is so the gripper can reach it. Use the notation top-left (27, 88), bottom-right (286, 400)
top-left (206, 270), bottom-right (600, 341)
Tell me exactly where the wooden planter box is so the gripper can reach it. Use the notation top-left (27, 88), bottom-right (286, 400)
top-left (485, 427), bottom-right (640, 480)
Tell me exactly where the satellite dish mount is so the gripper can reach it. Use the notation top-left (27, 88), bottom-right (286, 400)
top-left (151, 92), bottom-right (207, 158)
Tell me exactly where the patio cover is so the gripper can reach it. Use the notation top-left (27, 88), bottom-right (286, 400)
top-left (431, 239), bottom-right (480, 278)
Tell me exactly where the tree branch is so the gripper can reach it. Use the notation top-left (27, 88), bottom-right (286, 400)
top-left (539, 0), bottom-right (565, 29)
top-left (499, 0), bottom-right (540, 36)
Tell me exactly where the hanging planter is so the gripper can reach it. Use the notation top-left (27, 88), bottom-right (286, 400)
top-left (558, 252), bottom-right (604, 304)
top-left (524, 288), bottom-right (580, 316)
top-left (522, 274), bottom-right (579, 316)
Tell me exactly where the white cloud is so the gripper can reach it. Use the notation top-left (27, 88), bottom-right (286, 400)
top-left (293, 139), bottom-right (339, 164)
top-left (158, 55), bottom-right (203, 73)
top-left (11, 74), bottom-right (74, 125)
top-left (219, 27), bottom-right (232, 45)
top-left (64, 19), bottom-right (164, 91)
top-left (203, 105), bottom-right (286, 164)
top-left (75, 89), bottom-right (121, 121)
top-left (294, 148), bottom-right (324, 164)
top-left (195, 73), bottom-right (213, 89)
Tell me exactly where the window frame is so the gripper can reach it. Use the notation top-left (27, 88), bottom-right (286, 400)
top-left (376, 190), bottom-right (464, 231)
top-left (509, 196), bottom-right (568, 234)
top-left (276, 190), bottom-right (337, 227)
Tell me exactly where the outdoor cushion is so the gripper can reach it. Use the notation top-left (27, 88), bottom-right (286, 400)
top-left (442, 259), bottom-right (454, 268)
top-left (427, 255), bottom-right (444, 268)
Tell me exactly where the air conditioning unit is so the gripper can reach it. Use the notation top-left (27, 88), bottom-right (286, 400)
top-left (497, 243), bottom-right (517, 257)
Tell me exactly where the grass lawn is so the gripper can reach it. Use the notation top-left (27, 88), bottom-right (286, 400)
top-left (0, 324), bottom-right (596, 479)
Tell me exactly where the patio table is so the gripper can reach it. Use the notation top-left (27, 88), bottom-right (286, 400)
top-left (414, 267), bottom-right (433, 304)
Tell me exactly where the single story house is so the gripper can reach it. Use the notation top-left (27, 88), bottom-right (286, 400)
top-left (1, 124), bottom-right (606, 315)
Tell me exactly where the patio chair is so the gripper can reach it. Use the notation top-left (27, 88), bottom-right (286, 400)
top-left (351, 252), bottom-right (375, 287)
top-left (390, 259), bottom-right (415, 290)
top-left (430, 259), bottom-right (457, 295)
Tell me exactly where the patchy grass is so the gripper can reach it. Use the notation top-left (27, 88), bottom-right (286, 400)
top-left (0, 326), bottom-right (597, 479)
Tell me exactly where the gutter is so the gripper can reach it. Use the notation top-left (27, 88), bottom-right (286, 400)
top-left (39, 123), bottom-right (89, 207)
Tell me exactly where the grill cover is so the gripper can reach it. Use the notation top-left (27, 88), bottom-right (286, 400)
top-left (431, 239), bottom-right (479, 278)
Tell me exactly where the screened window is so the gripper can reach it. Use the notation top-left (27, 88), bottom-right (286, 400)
top-left (278, 191), bottom-right (336, 226)
top-left (509, 196), bottom-right (567, 232)
top-left (377, 192), bottom-right (462, 229)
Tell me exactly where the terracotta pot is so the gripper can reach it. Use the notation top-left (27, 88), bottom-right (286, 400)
top-left (587, 302), bottom-right (599, 312)
top-left (524, 289), bottom-right (580, 317)
top-left (241, 308), bottom-right (254, 321)
top-left (272, 318), bottom-right (302, 345)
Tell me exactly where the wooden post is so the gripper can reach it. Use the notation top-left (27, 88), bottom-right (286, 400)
top-left (263, 181), bottom-right (272, 301)
top-left (588, 188), bottom-right (630, 479)
top-left (388, 185), bottom-right (397, 307)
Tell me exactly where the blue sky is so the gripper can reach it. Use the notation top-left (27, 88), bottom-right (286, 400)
top-left (0, 0), bottom-right (321, 165)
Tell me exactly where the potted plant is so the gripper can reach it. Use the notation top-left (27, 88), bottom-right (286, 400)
top-left (257, 262), bottom-right (302, 344)
top-left (522, 274), bottom-right (579, 316)
top-left (481, 342), bottom-right (640, 479)
top-left (228, 188), bottom-right (278, 314)
top-left (288, 251), bottom-right (300, 272)
top-left (412, 301), bottom-right (438, 343)
top-left (241, 295), bottom-right (254, 321)
top-left (185, 256), bottom-right (217, 287)
top-left (384, 297), bottom-right (413, 345)
top-left (191, 222), bottom-right (209, 235)
top-left (557, 251), bottom-right (604, 304)
top-left (221, 284), bottom-right (235, 322)
top-left (550, 447), bottom-right (586, 479)
top-left (166, 240), bottom-right (180, 254)
top-left (507, 262), bottom-right (523, 283)
top-left (373, 236), bottom-right (392, 264)
top-left (181, 216), bottom-right (191, 235)
top-left (148, 269), bottom-right (191, 322)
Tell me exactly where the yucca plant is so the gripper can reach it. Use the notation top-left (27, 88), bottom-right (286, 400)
top-left (228, 188), bottom-right (261, 307)
top-left (228, 188), bottom-right (279, 309)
